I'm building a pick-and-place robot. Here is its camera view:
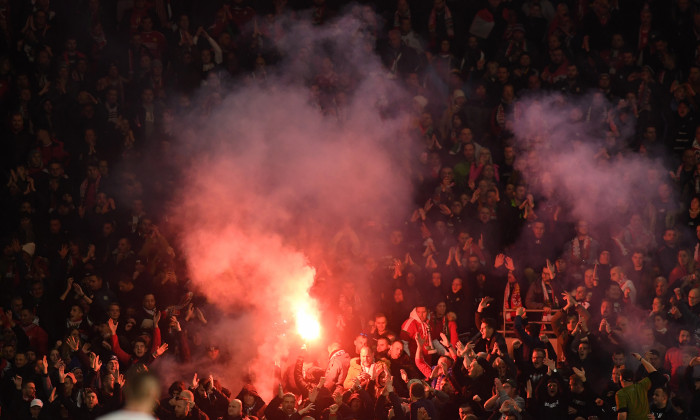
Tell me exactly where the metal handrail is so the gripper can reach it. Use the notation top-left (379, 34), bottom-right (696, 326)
top-left (500, 308), bottom-right (557, 337)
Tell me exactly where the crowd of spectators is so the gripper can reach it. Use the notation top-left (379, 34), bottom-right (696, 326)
top-left (1, 0), bottom-right (700, 419)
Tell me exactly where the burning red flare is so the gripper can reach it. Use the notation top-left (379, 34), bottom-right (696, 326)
top-left (295, 307), bottom-right (321, 341)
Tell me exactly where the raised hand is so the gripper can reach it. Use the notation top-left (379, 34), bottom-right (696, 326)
top-left (192, 373), bottom-right (200, 389)
top-left (108, 319), bottom-right (118, 335)
top-left (439, 333), bottom-right (450, 349)
top-left (195, 307), bottom-right (208, 324)
top-left (504, 256), bottom-right (515, 271)
top-left (66, 335), bottom-right (79, 352)
top-left (400, 369), bottom-right (408, 383)
top-left (494, 377), bottom-right (503, 392)
top-left (299, 403), bottom-right (315, 415)
top-left (90, 353), bottom-right (102, 372)
top-left (57, 361), bottom-right (67, 383)
top-left (154, 343), bottom-right (168, 357)
top-left (58, 244), bottom-right (69, 259)
top-left (38, 355), bottom-right (48, 375)
top-left (572, 367), bottom-right (586, 382)
top-left (478, 297), bottom-right (493, 312)
top-left (494, 254), bottom-right (505, 268)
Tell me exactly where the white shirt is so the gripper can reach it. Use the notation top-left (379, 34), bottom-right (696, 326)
top-left (97, 410), bottom-right (156, 420)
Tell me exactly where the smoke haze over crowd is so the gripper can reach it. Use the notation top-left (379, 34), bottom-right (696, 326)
top-left (159, 12), bottom-right (416, 397)
top-left (511, 92), bottom-right (670, 234)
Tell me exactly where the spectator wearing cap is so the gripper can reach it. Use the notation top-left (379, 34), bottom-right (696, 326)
top-left (483, 377), bottom-right (525, 416)
top-left (28, 398), bottom-right (48, 419)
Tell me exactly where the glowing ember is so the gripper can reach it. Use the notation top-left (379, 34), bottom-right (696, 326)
top-left (295, 308), bottom-right (321, 341)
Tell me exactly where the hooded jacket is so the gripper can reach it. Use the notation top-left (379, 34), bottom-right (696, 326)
top-left (400, 308), bottom-right (431, 357)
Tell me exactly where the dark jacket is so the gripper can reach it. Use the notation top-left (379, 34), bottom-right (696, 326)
top-left (264, 396), bottom-right (303, 420)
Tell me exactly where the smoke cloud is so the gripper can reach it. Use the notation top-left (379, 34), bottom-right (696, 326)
top-left (510, 92), bottom-right (669, 235)
top-left (156, 12), bottom-right (416, 399)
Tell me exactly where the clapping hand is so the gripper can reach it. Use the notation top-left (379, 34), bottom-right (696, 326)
top-left (504, 256), bottom-right (515, 271)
